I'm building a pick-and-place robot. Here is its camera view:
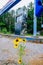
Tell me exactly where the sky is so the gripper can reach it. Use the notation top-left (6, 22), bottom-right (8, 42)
top-left (0, 0), bottom-right (34, 10)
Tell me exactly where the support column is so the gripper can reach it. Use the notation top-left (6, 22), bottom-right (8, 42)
top-left (33, 0), bottom-right (37, 36)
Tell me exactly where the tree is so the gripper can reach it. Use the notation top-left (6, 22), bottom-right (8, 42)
top-left (0, 10), bottom-right (15, 33)
top-left (27, 2), bottom-right (34, 34)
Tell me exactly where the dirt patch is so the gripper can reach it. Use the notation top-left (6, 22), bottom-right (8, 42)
top-left (0, 37), bottom-right (43, 65)
top-left (29, 54), bottom-right (43, 65)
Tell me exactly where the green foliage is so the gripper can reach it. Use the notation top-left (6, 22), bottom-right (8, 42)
top-left (2, 28), bottom-right (7, 34)
top-left (27, 2), bottom-right (43, 35)
top-left (40, 31), bottom-right (43, 35)
top-left (0, 10), bottom-right (15, 33)
top-left (27, 2), bottom-right (34, 34)
top-left (18, 44), bottom-right (26, 57)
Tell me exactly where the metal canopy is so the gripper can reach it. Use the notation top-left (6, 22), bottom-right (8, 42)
top-left (0, 0), bottom-right (21, 15)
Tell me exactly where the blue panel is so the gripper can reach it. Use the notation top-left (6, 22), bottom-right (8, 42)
top-left (0, 0), bottom-right (21, 15)
top-left (35, 0), bottom-right (43, 17)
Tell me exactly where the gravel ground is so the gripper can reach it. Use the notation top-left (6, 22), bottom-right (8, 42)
top-left (0, 36), bottom-right (43, 65)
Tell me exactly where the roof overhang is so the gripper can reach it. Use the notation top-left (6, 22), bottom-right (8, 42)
top-left (0, 0), bottom-right (21, 15)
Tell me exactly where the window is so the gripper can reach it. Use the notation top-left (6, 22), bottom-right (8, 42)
top-left (38, 0), bottom-right (43, 6)
top-left (17, 15), bottom-right (23, 23)
top-left (38, 1), bottom-right (42, 6)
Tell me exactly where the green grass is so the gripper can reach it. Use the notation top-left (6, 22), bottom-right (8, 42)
top-left (0, 31), bottom-right (11, 34)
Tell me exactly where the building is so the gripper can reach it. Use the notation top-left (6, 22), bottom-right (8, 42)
top-left (15, 7), bottom-right (27, 35)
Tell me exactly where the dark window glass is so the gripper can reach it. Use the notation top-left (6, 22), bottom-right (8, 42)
top-left (38, 1), bottom-right (42, 5)
top-left (42, 0), bottom-right (43, 6)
